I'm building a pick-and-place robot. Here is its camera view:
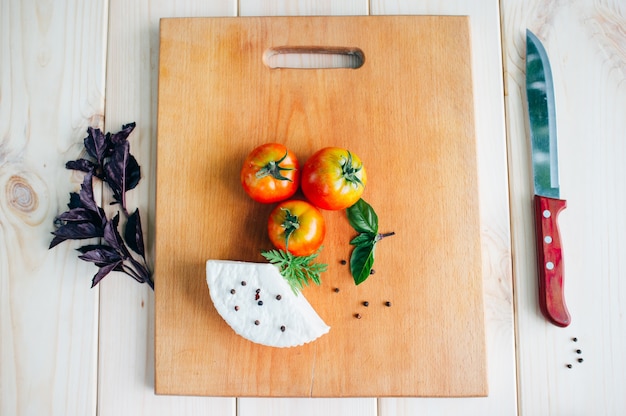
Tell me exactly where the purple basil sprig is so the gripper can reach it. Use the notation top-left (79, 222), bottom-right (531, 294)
top-left (50, 123), bottom-right (153, 289)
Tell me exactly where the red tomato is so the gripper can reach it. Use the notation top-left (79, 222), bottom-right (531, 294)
top-left (301, 147), bottom-right (367, 210)
top-left (240, 143), bottom-right (300, 204)
top-left (268, 200), bottom-right (325, 256)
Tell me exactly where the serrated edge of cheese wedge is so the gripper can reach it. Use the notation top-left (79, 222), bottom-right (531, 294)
top-left (206, 260), bottom-right (330, 348)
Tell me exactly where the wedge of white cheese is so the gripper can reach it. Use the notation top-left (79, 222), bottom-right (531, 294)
top-left (206, 260), bottom-right (330, 348)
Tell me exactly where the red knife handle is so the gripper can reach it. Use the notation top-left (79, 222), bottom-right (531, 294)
top-left (534, 195), bottom-right (570, 327)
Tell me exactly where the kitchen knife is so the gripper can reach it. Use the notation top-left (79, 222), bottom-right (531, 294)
top-left (525, 29), bottom-right (571, 327)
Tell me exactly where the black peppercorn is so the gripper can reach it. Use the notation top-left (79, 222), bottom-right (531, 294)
top-left (576, 349), bottom-right (582, 354)
top-left (254, 320), bottom-right (260, 325)
top-left (276, 294), bottom-right (282, 300)
top-left (355, 313), bottom-right (362, 319)
top-left (385, 301), bottom-right (392, 307)
top-left (363, 301), bottom-right (369, 307)
top-left (578, 358), bottom-right (584, 363)
top-left (234, 306), bottom-right (239, 311)
top-left (280, 325), bottom-right (286, 332)
top-left (258, 300), bottom-right (263, 306)
top-left (566, 364), bottom-right (572, 368)
top-left (241, 281), bottom-right (247, 286)
top-left (370, 269), bottom-right (376, 275)
top-left (572, 337), bottom-right (578, 342)
top-left (230, 289), bottom-right (236, 294)
top-left (334, 288), bottom-right (340, 293)
top-left (340, 259), bottom-right (347, 265)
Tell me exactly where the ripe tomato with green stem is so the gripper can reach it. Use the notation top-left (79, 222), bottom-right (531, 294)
top-left (240, 143), bottom-right (300, 203)
top-left (267, 200), bottom-right (326, 257)
top-left (301, 147), bottom-right (367, 210)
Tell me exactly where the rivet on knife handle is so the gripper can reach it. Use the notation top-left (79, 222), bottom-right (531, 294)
top-left (534, 195), bottom-right (570, 327)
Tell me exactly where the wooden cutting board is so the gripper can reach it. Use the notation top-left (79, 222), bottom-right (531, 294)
top-left (155, 15), bottom-right (486, 397)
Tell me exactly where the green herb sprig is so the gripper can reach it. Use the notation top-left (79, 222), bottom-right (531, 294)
top-left (261, 248), bottom-right (328, 294)
top-left (346, 198), bottom-right (395, 285)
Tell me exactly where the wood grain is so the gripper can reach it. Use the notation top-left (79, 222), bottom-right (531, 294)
top-left (237, 2), bottom-right (379, 414)
top-left (96, 1), bottom-right (237, 415)
top-left (0, 1), bottom-right (106, 415)
top-left (239, 0), bottom-right (368, 16)
top-left (155, 15), bottom-right (486, 397)
top-left (502, 0), bottom-right (626, 414)
top-left (237, 0), bottom-right (517, 413)
top-left (373, 1), bottom-right (518, 414)
top-left (8, 0), bottom-right (624, 414)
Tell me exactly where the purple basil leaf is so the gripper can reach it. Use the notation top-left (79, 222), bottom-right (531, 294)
top-left (134, 261), bottom-right (151, 283)
top-left (50, 199), bottom-right (106, 248)
top-left (90, 261), bottom-right (122, 288)
top-left (65, 159), bottom-right (96, 173)
top-left (76, 244), bottom-right (103, 254)
top-left (50, 222), bottom-right (103, 247)
top-left (74, 173), bottom-right (107, 224)
top-left (84, 127), bottom-right (109, 165)
top-left (103, 213), bottom-right (130, 257)
top-left (124, 208), bottom-right (145, 257)
top-left (125, 154), bottom-right (141, 191)
top-left (78, 172), bottom-right (101, 215)
top-left (127, 257), bottom-right (150, 284)
top-left (49, 235), bottom-right (68, 249)
top-left (56, 207), bottom-right (97, 223)
top-left (103, 213), bottom-right (121, 249)
top-left (108, 122), bottom-right (136, 147)
top-left (103, 141), bottom-right (129, 209)
top-left (77, 245), bottom-right (122, 265)
top-left (68, 192), bottom-right (81, 209)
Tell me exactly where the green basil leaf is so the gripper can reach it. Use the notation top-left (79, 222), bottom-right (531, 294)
top-left (350, 243), bottom-right (375, 285)
top-left (346, 198), bottom-right (378, 234)
top-left (350, 232), bottom-right (376, 247)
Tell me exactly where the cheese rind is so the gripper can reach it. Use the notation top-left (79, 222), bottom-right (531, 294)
top-left (206, 260), bottom-right (330, 348)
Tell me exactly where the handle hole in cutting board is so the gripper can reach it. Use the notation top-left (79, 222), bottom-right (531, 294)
top-left (263, 46), bottom-right (365, 69)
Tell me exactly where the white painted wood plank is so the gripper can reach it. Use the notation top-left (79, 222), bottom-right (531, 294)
top-left (501, 1), bottom-right (626, 414)
top-left (238, 0), bottom-right (376, 415)
top-left (0, 0), bottom-right (107, 415)
top-left (96, 1), bottom-right (237, 415)
top-left (371, 1), bottom-right (518, 415)
top-left (239, 0), bottom-right (368, 16)
top-left (238, 398), bottom-right (378, 416)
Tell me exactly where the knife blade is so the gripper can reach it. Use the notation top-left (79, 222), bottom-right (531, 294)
top-left (525, 29), bottom-right (571, 327)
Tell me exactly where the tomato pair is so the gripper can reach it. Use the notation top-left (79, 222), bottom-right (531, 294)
top-left (241, 143), bottom-right (367, 256)
top-left (241, 144), bottom-right (367, 210)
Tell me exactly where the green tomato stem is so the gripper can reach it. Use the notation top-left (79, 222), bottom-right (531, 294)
top-left (255, 150), bottom-right (294, 181)
top-left (340, 151), bottom-right (365, 187)
top-left (281, 208), bottom-right (300, 250)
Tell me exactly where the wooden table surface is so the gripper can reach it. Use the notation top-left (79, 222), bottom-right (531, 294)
top-left (1, 0), bottom-right (624, 415)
